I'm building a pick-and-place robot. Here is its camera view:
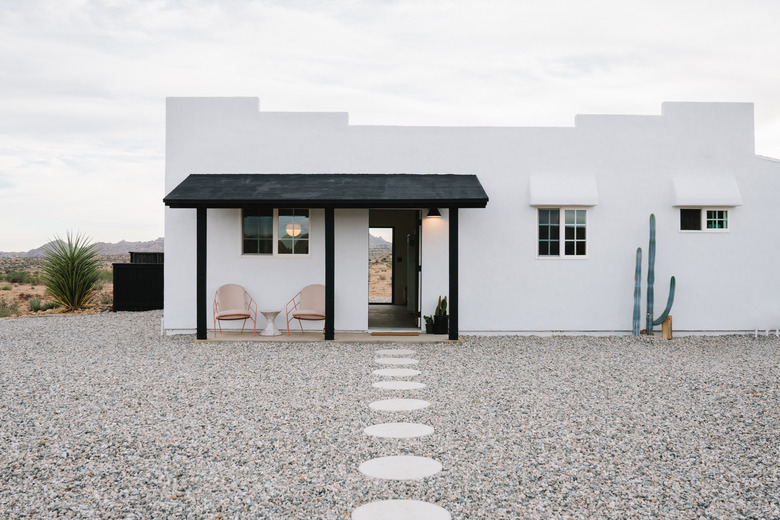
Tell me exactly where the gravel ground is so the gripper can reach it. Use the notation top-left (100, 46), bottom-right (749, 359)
top-left (1, 311), bottom-right (778, 519)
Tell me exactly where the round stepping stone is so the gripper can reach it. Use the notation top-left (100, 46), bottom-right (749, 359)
top-left (352, 499), bottom-right (451, 520)
top-left (375, 357), bottom-right (418, 365)
top-left (375, 348), bottom-right (415, 356)
top-left (369, 398), bottom-right (430, 411)
top-left (358, 455), bottom-right (442, 480)
top-left (372, 380), bottom-right (426, 390)
top-left (364, 422), bottom-right (434, 439)
top-left (372, 368), bottom-right (421, 377)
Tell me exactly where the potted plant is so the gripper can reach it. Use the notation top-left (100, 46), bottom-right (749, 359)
top-left (433, 296), bottom-right (448, 334)
top-left (423, 315), bottom-right (434, 334)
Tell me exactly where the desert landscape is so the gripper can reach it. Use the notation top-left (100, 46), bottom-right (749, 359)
top-left (0, 256), bottom-right (122, 318)
top-left (368, 234), bottom-right (392, 302)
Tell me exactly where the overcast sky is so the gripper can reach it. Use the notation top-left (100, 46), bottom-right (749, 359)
top-left (1, 0), bottom-right (779, 251)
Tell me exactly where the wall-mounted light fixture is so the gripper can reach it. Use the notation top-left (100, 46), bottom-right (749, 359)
top-left (427, 208), bottom-right (442, 218)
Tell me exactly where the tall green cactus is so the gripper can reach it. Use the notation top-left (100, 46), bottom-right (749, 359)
top-left (642, 214), bottom-right (676, 335)
top-left (632, 248), bottom-right (642, 336)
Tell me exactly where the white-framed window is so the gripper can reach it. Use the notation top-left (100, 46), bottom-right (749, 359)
top-left (679, 208), bottom-right (728, 231)
top-left (242, 208), bottom-right (310, 255)
top-left (538, 207), bottom-right (587, 257)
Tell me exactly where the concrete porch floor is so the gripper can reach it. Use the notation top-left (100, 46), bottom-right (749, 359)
top-left (201, 331), bottom-right (451, 343)
top-left (201, 303), bottom-right (441, 343)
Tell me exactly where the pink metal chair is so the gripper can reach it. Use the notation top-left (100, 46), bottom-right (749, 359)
top-left (285, 284), bottom-right (326, 336)
top-left (213, 284), bottom-right (258, 336)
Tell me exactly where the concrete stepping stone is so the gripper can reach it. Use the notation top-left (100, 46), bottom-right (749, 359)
top-left (352, 499), bottom-right (451, 520)
top-left (358, 455), bottom-right (442, 480)
top-left (372, 380), bottom-right (426, 390)
top-left (374, 348), bottom-right (415, 356)
top-left (372, 368), bottom-right (420, 377)
top-left (375, 357), bottom-right (418, 365)
top-left (369, 398), bottom-right (430, 411)
top-left (364, 422), bottom-right (434, 439)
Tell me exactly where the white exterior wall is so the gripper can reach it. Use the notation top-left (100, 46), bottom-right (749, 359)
top-left (165, 97), bottom-right (780, 334)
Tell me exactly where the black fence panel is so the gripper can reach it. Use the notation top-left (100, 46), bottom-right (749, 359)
top-left (113, 263), bottom-right (164, 311)
top-left (130, 252), bottom-right (164, 264)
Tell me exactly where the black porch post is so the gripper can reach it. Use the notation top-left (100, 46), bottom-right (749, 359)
top-left (448, 206), bottom-right (459, 340)
top-left (196, 207), bottom-right (207, 340)
top-left (324, 207), bottom-right (335, 340)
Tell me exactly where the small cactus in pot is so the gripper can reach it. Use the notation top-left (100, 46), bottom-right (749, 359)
top-left (433, 296), bottom-right (448, 334)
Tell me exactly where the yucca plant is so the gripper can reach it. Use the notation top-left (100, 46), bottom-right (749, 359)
top-left (41, 232), bottom-right (101, 310)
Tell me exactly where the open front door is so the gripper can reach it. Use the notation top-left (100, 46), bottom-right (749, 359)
top-left (368, 210), bottom-right (420, 329)
top-left (406, 231), bottom-right (419, 324)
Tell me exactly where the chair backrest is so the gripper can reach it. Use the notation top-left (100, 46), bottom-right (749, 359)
top-left (300, 284), bottom-right (325, 315)
top-left (216, 284), bottom-right (247, 311)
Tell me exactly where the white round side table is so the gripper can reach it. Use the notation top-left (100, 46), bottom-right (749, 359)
top-left (259, 310), bottom-right (282, 336)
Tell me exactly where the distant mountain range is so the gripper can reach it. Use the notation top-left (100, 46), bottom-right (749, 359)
top-left (369, 234), bottom-right (391, 249)
top-left (0, 238), bottom-right (164, 258)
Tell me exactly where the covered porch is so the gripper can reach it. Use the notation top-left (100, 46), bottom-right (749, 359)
top-left (163, 173), bottom-right (489, 341)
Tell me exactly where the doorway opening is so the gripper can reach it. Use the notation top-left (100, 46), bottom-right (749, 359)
top-left (369, 227), bottom-right (393, 303)
top-left (368, 211), bottom-right (420, 330)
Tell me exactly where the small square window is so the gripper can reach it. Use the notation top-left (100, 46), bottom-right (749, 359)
top-left (538, 208), bottom-right (586, 257)
top-left (680, 208), bottom-right (728, 232)
top-left (242, 208), bottom-right (310, 255)
top-left (706, 210), bottom-right (727, 229)
top-left (680, 209), bottom-right (701, 230)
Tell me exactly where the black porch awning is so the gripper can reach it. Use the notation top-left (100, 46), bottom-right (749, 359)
top-left (164, 173), bottom-right (488, 342)
top-left (163, 173), bottom-right (488, 209)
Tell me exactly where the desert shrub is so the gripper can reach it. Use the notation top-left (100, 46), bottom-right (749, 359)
top-left (29, 297), bottom-right (42, 312)
top-left (4, 270), bottom-right (39, 284)
top-left (99, 293), bottom-right (113, 305)
top-left (41, 232), bottom-right (101, 310)
top-left (1, 285), bottom-right (10, 291)
top-left (0, 299), bottom-right (19, 318)
top-left (97, 269), bottom-right (113, 283)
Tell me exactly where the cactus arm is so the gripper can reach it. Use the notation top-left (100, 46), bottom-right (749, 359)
top-left (653, 276), bottom-right (676, 326)
top-left (633, 247), bottom-right (642, 336)
top-left (646, 214), bottom-right (656, 334)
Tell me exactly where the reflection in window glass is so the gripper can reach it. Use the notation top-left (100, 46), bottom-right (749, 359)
top-left (278, 209), bottom-right (309, 255)
top-left (243, 209), bottom-right (273, 254)
top-left (564, 209), bottom-right (586, 256)
top-left (680, 209), bottom-right (702, 230)
top-left (706, 210), bottom-right (728, 229)
top-left (539, 208), bottom-right (586, 257)
top-left (538, 209), bottom-right (560, 256)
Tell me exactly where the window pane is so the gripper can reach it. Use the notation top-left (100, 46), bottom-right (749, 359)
top-left (278, 209), bottom-right (310, 255)
top-left (680, 209), bottom-right (701, 230)
top-left (278, 239), bottom-right (293, 254)
top-left (243, 209), bottom-right (273, 254)
top-left (550, 241), bottom-right (559, 256)
top-left (538, 209), bottom-right (560, 256)
top-left (294, 240), bottom-right (309, 254)
top-left (243, 239), bottom-right (258, 254)
top-left (706, 210), bottom-right (728, 229)
top-left (257, 239), bottom-right (272, 254)
top-left (563, 209), bottom-right (587, 256)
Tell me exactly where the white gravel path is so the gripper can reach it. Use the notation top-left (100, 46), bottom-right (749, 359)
top-left (1, 311), bottom-right (778, 519)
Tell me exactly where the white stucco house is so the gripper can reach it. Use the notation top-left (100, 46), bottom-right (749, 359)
top-left (163, 97), bottom-right (780, 339)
